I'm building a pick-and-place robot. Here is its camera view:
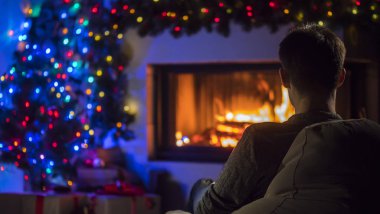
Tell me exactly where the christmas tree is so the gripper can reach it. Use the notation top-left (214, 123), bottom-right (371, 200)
top-left (0, 0), bottom-right (135, 190)
top-left (1, 0), bottom-right (379, 191)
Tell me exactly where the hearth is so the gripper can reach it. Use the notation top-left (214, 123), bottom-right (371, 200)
top-left (147, 61), bottom-right (378, 162)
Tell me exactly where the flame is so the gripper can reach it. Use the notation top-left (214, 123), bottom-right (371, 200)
top-left (176, 86), bottom-right (294, 148)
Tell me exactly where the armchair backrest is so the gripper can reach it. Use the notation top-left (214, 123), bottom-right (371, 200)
top-left (234, 119), bottom-right (380, 214)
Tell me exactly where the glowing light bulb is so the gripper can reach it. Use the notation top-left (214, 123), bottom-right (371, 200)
top-left (88, 76), bottom-right (94, 83)
top-left (85, 89), bottom-right (92, 95)
top-left (99, 91), bottom-right (105, 97)
top-left (94, 35), bottom-right (101, 41)
top-left (63, 38), bottom-right (69, 45)
top-left (82, 47), bottom-right (88, 53)
top-left (61, 12), bottom-right (67, 19)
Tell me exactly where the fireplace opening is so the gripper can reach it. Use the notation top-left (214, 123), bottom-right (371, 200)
top-left (173, 70), bottom-right (294, 149)
top-left (147, 61), bottom-right (378, 162)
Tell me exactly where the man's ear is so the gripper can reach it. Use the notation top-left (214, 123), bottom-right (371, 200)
top-left (279, 68), bottom-right (291, 88)
top-left (337, 68), bottom-right (346, 88)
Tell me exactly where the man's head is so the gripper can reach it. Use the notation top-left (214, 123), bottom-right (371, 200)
top-left (279, 24), bottom-right (346, 95)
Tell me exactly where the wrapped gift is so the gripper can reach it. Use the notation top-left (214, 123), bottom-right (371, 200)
top-left (90, 194), bottom-right (160, 214)
top-left (0, 193), bottom-right (87, 214)
top-left (0, 163), bottom-right (24, 192)
top-left (77, 168), bottom-right (119, 188)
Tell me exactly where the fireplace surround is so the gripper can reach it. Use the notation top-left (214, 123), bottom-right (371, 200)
top-left (147, 60), bottom-right (378, 162)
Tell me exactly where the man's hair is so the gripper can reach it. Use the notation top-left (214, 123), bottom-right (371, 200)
top-left (279, 24), bottom-right (346, 93)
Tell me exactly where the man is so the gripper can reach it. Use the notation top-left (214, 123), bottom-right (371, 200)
top-left (192, 24), bottom-right (348, 213)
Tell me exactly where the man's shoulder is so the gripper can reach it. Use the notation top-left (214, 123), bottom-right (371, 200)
top-left (245, 122), bottom-right (298, 136)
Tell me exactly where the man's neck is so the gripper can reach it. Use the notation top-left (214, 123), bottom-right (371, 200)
top-left (293, 91), bottom-right (337, 114)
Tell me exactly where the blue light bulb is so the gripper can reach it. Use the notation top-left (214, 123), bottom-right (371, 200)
top-left (61, 12), bottom-right (67, 19)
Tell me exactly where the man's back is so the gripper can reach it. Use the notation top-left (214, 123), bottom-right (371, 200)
top-left (196, 111), bottom-right (342, 213)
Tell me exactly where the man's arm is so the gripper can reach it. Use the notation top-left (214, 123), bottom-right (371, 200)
top-left (195, 129), bottom-right (260, 214)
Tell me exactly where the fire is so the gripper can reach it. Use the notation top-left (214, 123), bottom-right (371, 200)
top-left (176, 86), bottom-right (294, 148)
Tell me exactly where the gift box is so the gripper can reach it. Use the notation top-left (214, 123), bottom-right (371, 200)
top-left (0, 163), bottom-right (24, 192)
top-left (90, 194), bottom-right (160, 214)
top-left (77, 168), bottom-right (119, 189)
top-left (0, 193), bottom-right (87, 214)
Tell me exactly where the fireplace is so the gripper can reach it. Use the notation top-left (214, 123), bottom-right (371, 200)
top-left (147, 61), bottom-right (378, 162)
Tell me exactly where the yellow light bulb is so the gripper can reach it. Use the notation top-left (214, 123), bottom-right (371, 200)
top-left (96, 69), bottom-right (103, 76)
top-left (56, 92), bottom-right (61, 98)
top-left (117, 33), bottom-right (123, 39)
top-left (89, 129), bottom-right (95, 136)
top-left (94, 35), bottom-right (101, 41)
top-left (297, 12), bottom-right (304, 21)
top-left (318, 21), bottom-right (324, 26)
top-left (99, 91), bottom-right (105, 97)
top-left (182, 15), bottom-right (189, 21)
top-left (84, 124), bottom-right (90, 130)
top-left (137, 17), bottom-right (143, 23)
top-left (106, 55), bottom-right (113, 62)
top-left (352, 8), bottom-right (358, 15)
top-left (104, 30), bottom-right (110, 36)
top-left (373, 14), bottom-right (379, 20)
